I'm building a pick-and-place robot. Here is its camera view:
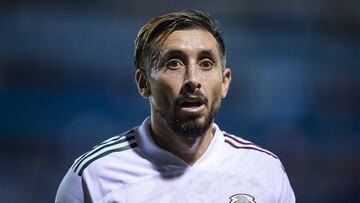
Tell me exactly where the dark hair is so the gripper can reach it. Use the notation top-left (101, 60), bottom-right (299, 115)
top-left (134, 9), bottom-right (226, 73)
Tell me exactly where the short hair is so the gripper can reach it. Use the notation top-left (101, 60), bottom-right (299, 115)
top-left (134, 9), bottom-right (226, 73)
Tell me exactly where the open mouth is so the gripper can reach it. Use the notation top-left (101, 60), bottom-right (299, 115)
top-left (179, 98), bottom-right (206, 113)
top-left (181, 101), bottom-right (203, 108)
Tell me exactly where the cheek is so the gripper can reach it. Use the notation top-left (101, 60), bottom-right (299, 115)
top-left (150, 78), bottom-right (182, 106)
top-left (207, 84), bottom-right (224, 109)
top-left (211, 85), bottom-right (223, 103)
top-left (206, 75), bottom-right (223, 97)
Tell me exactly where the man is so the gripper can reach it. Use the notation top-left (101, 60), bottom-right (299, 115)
top-left (56, 9), bottom-right (295, 203)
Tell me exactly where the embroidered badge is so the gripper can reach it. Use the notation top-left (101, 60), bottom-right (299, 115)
top-left (229, 193), bottom-right (256, 203)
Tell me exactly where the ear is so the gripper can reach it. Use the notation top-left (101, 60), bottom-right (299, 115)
top-left (135, 69), bottom-right (151, 98)
top-left (221, 67), bottom-right (232, 99)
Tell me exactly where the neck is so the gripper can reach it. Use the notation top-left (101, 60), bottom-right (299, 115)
top-left (149, 114), bottom-right (214, 166)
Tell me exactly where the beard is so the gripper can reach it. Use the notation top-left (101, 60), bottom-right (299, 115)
top-left (154, 93), bottom-right (221, 140)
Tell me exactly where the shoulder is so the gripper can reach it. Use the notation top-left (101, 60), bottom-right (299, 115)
top-left (56, 128), bottom-right (143, 202)
top-left (222, 131), bottom-right (279, 160)
top-left (71, 128), bottom-right (139, 177)
top-left (220, 130), bottom-right (286, 175)
top-left (221, 131), bottom-right (295, 201)
top-left (55, 168), bottom-right (84, 203)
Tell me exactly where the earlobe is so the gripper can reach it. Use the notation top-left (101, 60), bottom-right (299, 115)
top-left (135, 69), bottom-right (151, 98)
top-left (221, 68), bottom-right (232, 99)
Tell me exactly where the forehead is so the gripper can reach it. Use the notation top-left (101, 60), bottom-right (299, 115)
top-left (160, 29), bottom-right (220, 55)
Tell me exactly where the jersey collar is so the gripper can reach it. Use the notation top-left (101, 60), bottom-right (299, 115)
top-left (136, 117), bottom-right (225, 168)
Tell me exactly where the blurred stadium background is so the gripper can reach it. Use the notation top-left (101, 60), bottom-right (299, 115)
top-left (0, 0), bottom-right (359, 202)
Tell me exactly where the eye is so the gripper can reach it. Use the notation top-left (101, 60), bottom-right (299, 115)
top-left (199, 59), bottom-right (213, 70)
top-left (166, 59), bottom-right (183, 70)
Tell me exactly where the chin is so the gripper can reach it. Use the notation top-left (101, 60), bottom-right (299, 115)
top-left (189, 116), bottom-right (209, 126)
top-left (174, 114), bottom-right (213, 139)
top-left (155, 101), bottom-right (219, 140)
top-left (176, 111), bottom-right (205, 121)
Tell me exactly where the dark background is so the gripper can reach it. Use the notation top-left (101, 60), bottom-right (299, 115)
top-left (0, 0), bottom-right (359, 202)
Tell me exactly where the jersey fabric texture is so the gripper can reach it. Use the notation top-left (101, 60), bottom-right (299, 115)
top-left (56, 117), bottom-right (295, 203)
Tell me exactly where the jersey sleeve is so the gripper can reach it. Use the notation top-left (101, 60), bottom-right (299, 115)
top-left (275, 161), bottom-right (296, 203)
top-left (55, 169), bottom-right (84, 203)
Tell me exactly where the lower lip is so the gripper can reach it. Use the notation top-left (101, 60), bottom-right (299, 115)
top-left (180, 104), bottom-right (205, 113)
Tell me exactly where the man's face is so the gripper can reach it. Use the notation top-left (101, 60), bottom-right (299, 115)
top-left (146, 29), bottom-right (231, 139)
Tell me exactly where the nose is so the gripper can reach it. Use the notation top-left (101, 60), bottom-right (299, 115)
top-left (183, 65), bottom-right (201, 93)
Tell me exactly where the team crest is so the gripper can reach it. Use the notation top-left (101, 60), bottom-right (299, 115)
top-left (229, 193), bottom-right (256, 203)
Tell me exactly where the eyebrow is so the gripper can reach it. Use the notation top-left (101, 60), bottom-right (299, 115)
top-left (197, 50), bottom-right (217, 61)
top-left (159, 49), bottom-right (188, 65)
top-left (161, 49), bottom-right (218, 60)
top-left (161, 49), bottom-right (185, 58)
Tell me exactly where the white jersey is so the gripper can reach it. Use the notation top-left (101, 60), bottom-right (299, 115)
top-left (56, 117), bottom-right (295, 203)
